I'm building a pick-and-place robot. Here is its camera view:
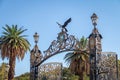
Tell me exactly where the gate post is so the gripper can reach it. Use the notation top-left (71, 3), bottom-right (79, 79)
top-left (89, 13), bottom-right (102, 80)
top-left (30, 32), bottom-right (43, 80)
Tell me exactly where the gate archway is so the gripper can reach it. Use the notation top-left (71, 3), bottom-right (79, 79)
top-left (30, 18), bottom-right (88, 80)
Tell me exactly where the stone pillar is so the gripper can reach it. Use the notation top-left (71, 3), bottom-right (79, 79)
top-left (30, 45), bottom-right (42, 80)
top-left (88, 27), bottom-right (102, 80)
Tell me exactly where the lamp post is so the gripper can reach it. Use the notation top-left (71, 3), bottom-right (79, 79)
top-left (33, 32), bottom-right (39, 80)
top-left (33, 32), bottom-right (39, 45)
top-left (90, 13), bottom-right (98, 80)
top-left (91, 13), bottom-right (98, 28)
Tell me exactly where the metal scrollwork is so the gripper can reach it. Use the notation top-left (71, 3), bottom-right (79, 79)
top-left (43, 31), bottom-right (78, 58)
top-left (35, 30), bottom-right (79, 67)
top-left (96, 52), bottom-right (118, 80)
top-left (34, 18), bottom-right (80, 67)
top-left (38, 62), bottom-right (62, 80)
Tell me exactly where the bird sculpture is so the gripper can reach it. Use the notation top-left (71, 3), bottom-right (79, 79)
top-left (57, 18), bottom-right (71, 32)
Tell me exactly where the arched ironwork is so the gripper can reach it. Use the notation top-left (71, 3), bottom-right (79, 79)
top-left (35, 30), bottom-right (81, 67)
top-left (34, 18), bottom-right (84, 67)
top-left (30, 18), bottom-right (86, 80)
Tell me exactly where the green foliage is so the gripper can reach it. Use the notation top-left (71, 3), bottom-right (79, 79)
top-left (0, 63), bottom-right (8, 80)
top-left (83, 72), bottom-right (89, 80)
top-left (64, 36), bottom-right (89, 80)
top-left (62, 67), bottom-right (79, 80)
top-left (0, 25), bottom-right (30, 60)
top-left (14, 72), bottom-right (30, 80)
top-left (63, 67), bottom-right (89, 80)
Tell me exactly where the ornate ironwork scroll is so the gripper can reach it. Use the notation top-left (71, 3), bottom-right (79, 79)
top-left (35, 30), bottom-right (79, 67)
top-left (38, 62), bottom-right (62, 80)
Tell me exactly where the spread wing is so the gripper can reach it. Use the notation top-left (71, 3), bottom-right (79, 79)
top-left (62, 18), bottom-right (71, 28)
top-left (56, 22), bottom-right (62, 27)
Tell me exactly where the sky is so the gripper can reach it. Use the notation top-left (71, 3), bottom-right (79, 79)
top-left (0, 0), bottom-right (120, 76)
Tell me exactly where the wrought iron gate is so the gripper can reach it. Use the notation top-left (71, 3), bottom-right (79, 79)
top-left (38, 62), bottom-right (62, 80)
top-left (30, 18), bottom-right (85, 80)
top-left (30, 14), bottom-right (118, 80)
top-left (96, 52), bottom-right (118, 80)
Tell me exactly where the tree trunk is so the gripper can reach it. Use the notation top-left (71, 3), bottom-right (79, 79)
top-left (79, 72), bottom-right (83, 80)
top-left (8, 54), bottom-right (16, 80)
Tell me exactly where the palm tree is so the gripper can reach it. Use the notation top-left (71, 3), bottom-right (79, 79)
top-left (0, 25), bottom-right (30, 80)
top-left (64, 36), bottom-right (89, 80)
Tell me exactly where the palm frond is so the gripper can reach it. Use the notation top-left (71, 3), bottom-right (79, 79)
top-left (64, 36), bottom-right (89, 76)
top-left (0, 25), bottom-right (30, 60)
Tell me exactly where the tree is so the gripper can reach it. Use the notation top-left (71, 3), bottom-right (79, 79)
top-left (0, 25), bottom-right (30, 80)
top-left (0, 63), bottom-right (6, 80)
top-left (62, 67), bottom-right (79, 80)
top-left (0, 63), bottom-right (9, 80)
top-left (14, 72), bottom-right (30, 80)
top-left (64, 36), bottom-right (89, 80)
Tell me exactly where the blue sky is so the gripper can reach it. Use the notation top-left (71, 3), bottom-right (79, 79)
top-left (0, 0), bottom-right (120, 76)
